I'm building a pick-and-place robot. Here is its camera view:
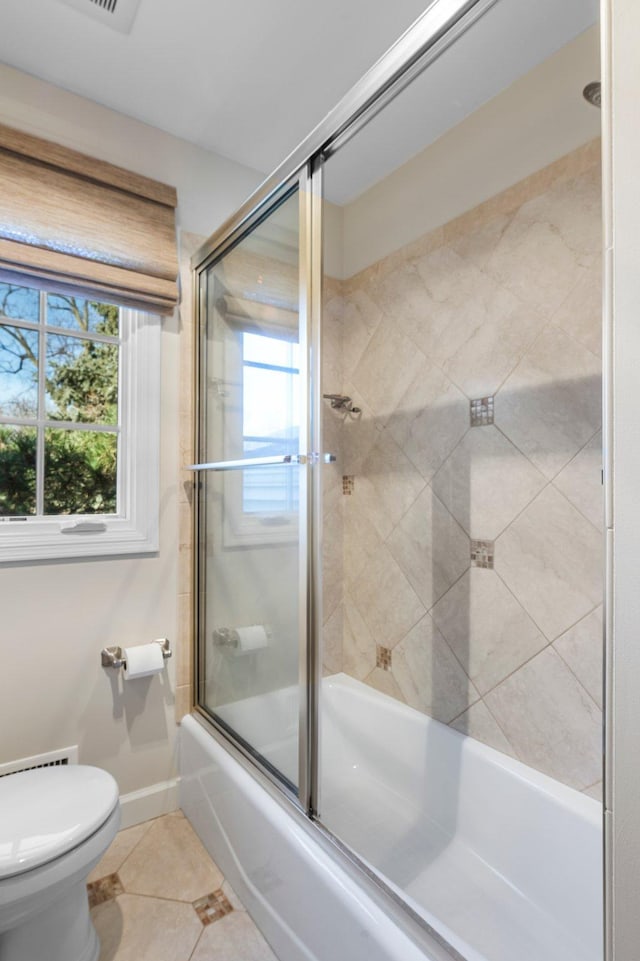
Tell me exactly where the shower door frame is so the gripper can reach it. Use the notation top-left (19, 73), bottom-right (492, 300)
top-left (190, 0), bottom-right (611, 955)
top-left (191, 0), bottom-right (499, 820)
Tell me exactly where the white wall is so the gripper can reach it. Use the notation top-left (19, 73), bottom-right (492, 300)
top-left (0, 65), bottom-right (262, 801)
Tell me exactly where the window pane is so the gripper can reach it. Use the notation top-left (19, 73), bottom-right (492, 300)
top-left (0, 324), bottom-right (39, 418)
top-left (0, 283), bottom-right (39, 323)
top-left (0, 425), bottom-right (37, 516)
top-left (46, 334), bottom-right (119, 424)
top-left (44, 429), bottom-right (117, 514)
top-left (243, 332), bottom-right (299, 369)
top-left (46, 294), bottom-right (119, 336)
top-left (243, 364), bottom-right (299, 446)
top-left (242, 463), bottom-right (300, 514)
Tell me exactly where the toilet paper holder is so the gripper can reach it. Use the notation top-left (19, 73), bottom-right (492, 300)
top-left (101, 638), bottom-right (172, 669)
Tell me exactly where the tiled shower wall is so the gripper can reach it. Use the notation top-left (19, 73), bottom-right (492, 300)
top-left (322, 140), bottom-right (603, 797)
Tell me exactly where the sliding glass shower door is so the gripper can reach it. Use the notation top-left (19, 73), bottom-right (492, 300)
top-left (193, 184), bottom-right (311, 796)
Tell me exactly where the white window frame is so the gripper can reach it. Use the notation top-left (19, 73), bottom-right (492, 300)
top-left (0, 307), bottom-right (160, 562)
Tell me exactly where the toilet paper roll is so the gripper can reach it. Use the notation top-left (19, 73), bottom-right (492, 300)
top-left (233, 625), bottom-right (269, 656)
top-left (123, 642), bottom-right (165, 679)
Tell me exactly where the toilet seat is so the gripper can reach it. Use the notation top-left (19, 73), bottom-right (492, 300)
top-left (0, 765), bottom-right (119, 879)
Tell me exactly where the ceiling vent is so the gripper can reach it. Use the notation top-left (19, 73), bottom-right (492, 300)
top-left (57, 0), bottom-right (143, 34)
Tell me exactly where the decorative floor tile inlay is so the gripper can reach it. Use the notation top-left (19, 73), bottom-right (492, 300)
top-left (471, 539), bottom-right (495, 569)
top-left (87, 872), bottom-right (124, 908)
top-left (376, 644), bottom-right (392, 670)
top-left (342, 475), bottom-right (355, 495)
top-left (193, 889), bottom-right (234, 926)
top-left (470, 396), bottom-right (495, 427)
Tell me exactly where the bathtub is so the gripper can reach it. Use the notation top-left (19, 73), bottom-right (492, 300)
top-left (180, 673), bottom-right (603, 961)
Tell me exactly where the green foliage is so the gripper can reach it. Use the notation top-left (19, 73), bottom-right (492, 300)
top-left (46, 303), bottom-right (119, 425)
top-left (0, 427), bottom-right (36, 515)
top-left (0, 293), bottom-right (119, 516)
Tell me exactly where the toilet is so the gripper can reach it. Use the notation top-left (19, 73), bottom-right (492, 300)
top-left (0, 765), bottom-right (120, 961)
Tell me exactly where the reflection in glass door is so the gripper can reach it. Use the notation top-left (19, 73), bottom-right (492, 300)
top-left (193, 185), bottom-right (307, 795)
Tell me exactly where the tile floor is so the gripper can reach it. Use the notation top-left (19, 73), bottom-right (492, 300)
top-left (88, 810), bottom-right (279, 961)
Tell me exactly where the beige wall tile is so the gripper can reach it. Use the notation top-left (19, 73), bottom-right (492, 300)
top-left (391, 615), bottom-right (479, 723)
top-left (350, 543), bottom-right (425, 649)
top-left (431, 568), bottom-right (546, 696)
top-left (322, 602), bottom-right (343, 676)
top-left (387, 362), bottom-right (468, 483)
top-left (554, 605), bottom-right (603, 709)
top-left (432, 425), bottom-right (546, 540)
top-left (553, 430), bottom-right (603, 531)
top-left (351, 312), bottom-right (427, 423)
top-left (363, 665), bottom-right (406, 702)
top-left (485, 646), bottom-right (602, 790)
top-left (343, 594), bottom-right (377, 680)
top-left (552, 264), bottom-right (603, 358)
top-left (175, 684), bottom-right (192, 723)
top-left (495, 325), bottom-right (602, 480)
top-left (387, 486), bottom-right (469, 610)
top-left (450, 699), bottom-right (516, 757)
top-left (496, 485), bottom-right (602, 641)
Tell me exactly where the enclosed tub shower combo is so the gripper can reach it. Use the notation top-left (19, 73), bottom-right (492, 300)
top-left (180, 1), bottom-right (605, 959)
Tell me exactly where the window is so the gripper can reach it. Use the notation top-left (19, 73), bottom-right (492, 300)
top-left (221, 327), bottom-right (301, 547)
top-left (241, 331), bottom-right (300, 515)
top-left (0, 281), bottom-right (160, 561)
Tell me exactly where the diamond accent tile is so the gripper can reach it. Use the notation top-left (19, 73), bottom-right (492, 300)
top-left (470, 396), bottom-right (494, 427)
top-left (471, 540), bottom-right (494, 569)
top-left (376, 645), bottom-right (392, 670)
top-left (87, 872), bottom-right (123, 909)
top-left (193, 889), bottom-right (234, 926)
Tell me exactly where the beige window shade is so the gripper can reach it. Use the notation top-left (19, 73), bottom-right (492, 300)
top-left (0, 123), bottom-right (178, 313)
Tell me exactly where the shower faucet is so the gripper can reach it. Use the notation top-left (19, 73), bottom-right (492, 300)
top-left (323, 394), bottom-right (361, 414)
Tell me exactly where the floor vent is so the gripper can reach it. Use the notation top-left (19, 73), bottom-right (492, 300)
top-left (0, 746), bottom-right (79, 778)
top-left (57, 0), bottom-right (142, 34)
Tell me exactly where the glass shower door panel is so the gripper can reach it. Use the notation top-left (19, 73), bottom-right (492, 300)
top-left (197, 188), bottom-right (305, 793)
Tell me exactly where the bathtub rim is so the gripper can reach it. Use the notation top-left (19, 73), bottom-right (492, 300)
top-left (184, 708), bottom-right (467, 961)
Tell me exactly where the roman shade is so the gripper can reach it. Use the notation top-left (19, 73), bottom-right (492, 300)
top-left (0, 122), bottom-right (178, 313)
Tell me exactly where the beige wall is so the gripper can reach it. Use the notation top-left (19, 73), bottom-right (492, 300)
top-left (0, 68), bottom-right (262, 800)
top-left (325, 141), bottom-right (603, 796)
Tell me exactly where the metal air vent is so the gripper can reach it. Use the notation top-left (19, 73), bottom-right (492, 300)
top-left (0, 745), bottom-right (79, 778)
top-left (57, 0), bottom-right (142, 34)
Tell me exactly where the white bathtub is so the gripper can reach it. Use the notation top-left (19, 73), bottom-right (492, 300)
top-left (180, 673), bottom-right (602, 961)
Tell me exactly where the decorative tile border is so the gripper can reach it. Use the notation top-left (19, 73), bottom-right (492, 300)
top-left (470, 540), bottom-right (495, 569)
top-left (87, 873), bottom-right (124, 908)
top-left (193, 889), bottom-right (234, 926)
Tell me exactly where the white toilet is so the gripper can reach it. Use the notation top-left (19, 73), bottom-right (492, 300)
top-left (0, 765), bottom-right (120, 961)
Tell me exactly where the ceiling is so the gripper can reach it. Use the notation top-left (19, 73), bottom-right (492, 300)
top-left (0, 0), bottom-right (433, 175)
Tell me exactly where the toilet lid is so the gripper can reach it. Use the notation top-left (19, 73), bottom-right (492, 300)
top-left (0, 765), bottom-right (119, 879)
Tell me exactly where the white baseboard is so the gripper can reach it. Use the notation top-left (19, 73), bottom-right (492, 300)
top-left (119, 777), bottom-right (181, 829)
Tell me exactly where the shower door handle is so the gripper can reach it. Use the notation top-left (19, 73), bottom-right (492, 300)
top-left (186, 453), bottom-right (336, 471)
top-left (186, 454), bottom-right (306, 472)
